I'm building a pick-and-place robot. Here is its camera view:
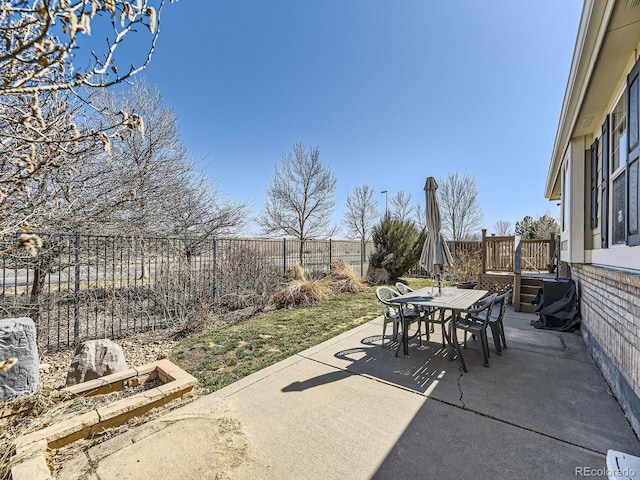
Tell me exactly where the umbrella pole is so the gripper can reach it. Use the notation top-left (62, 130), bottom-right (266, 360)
top-left (437, 274), bottom-right (442, 296)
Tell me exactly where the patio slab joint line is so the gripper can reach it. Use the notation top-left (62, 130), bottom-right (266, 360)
top-left (456, 368), bottom-right (466, 409)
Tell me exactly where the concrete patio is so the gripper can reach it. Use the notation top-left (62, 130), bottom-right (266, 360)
top-left (57, 306), bottom-right (640, 480)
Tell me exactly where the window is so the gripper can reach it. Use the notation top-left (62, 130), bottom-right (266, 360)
top-left (612, 173), bottom-right (626, 244)
top-left (612, 94), bottom-right (627, 172)
top-left (605, 93), bottom-right (629, 245)
top-left (610, 94), bottom-right (627, 246)
top-left (597, 56), bottom-right (640, 247)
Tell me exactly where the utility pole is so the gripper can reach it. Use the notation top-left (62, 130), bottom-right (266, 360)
top-left (381, 190), bottom-right (388, 216)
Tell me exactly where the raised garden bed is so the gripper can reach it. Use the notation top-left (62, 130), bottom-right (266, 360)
top-left (10, 359), bottom-right (196, 480)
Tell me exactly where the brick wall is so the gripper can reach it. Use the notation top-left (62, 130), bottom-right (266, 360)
top-left (571, 264), bottom-right (640, 432)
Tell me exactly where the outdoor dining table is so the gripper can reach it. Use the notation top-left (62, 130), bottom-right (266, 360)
top-left (389, 286), bottom-right (489, 371)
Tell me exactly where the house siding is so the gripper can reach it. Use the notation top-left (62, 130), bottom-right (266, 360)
top-left (571, 264), bottom-right (640, 433)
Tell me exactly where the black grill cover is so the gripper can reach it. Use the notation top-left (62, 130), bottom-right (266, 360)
top-left (531, 279), bottom-right (581, 331)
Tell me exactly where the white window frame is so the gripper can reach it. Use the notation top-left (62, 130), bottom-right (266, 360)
top-left (609, 88), bottom-right (627, 247)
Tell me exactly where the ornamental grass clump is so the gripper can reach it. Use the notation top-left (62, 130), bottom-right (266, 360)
top-left (329, 259), bottom-right (366, 293)
top-left (271, 265), bottom-right (333, 309)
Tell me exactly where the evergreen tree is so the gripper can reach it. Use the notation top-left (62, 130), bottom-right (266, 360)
top-left (369, 215), bottom-right (426, 281)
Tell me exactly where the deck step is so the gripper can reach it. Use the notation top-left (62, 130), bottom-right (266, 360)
top-left (516, 276), bottom-right (550, 313)
top-left (521, 285), bottom-right (541, 295)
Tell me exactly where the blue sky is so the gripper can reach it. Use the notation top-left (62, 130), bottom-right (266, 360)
top-left (137, 0), bottom-right (582, 238)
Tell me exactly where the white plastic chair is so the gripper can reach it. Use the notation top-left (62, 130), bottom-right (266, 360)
top-left (606, 449), bottom-right (640, 480)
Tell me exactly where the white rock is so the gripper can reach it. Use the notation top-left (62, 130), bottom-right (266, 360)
top-left (65, 339), bottom-right (128, 386)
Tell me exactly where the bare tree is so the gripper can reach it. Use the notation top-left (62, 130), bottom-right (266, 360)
top-left (494, 220), bottom-right (512, 236)
top-left (50, 81), bottom-right (250, 238)
top-left (0, 88), bottom-right (94, 232)
top-left (413, 204), bottom-right (428, 231)
top-left (1, 0), bottom-right (170, 96)
top-left (164, 172), bottom-right (250, 237)
top-left (1, 0), bottom-right (173, 250)
top-left (45, 81), bottom-right (190, 236)
top-left (260, 143), bottom-right (337, 265)
top-left (343, 185), bottom-right (378, 274)
top-left (439, 172), bottom-right (483, 241)
top-left (343, 186), bottom-right (379, 242)
top-left (390, 190), bottom-right (412, 222)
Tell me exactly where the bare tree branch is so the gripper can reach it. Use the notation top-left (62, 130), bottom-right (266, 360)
top-left (414, 204), bottom-right (427, 231)
top-left (0, 0), bottom-right (171, 95)
top-left (259, 143), bottom-right (337, 264)
top-left (0, 0), bottom-right (174, 251)
top-left (438, 171), bottom-right (483, 241)
top-left (390, 190), bottom-right (412, 222)
top-left (494, 220), bottom-right (512, 236)
top-left (343, 185), bottom-right (379, 242)
top-left (30, 81), bottom-right (250, 238)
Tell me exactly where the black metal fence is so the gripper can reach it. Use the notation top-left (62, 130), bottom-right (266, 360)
top-left (0, 233), bottom-right (373, 351)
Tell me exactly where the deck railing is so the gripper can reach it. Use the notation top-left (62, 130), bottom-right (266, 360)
top-left (482, 235), bottom-right (515, 273)
top-left (481, 230), bottom-right (556, 274)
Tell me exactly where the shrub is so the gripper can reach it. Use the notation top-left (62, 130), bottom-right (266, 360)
top-left (149, 260), bottom-right (215, 327)
top-left (368, 215), bottom-right (426, 281)
top-left (366, 266), bottom-right (390, 286)
top-left (216, 243), bottom-right (281, 311)
top-left (271, 278), bottom-right (333, 309)
top-left (329, 259), bottom-right (366, 293)
top-left (449, 248), bottom-right (481, 283)
top-left (290, 263), bottom-right (306, 281)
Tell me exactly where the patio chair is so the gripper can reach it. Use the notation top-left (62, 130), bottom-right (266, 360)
top-left (395, 282), bottom-right (431, 316)
top-left (606, 450), bottom-right (640, 480)
top-left (394, 282), bottom-right (413, 295)
top-left (375, 286), bottom-right (422, 348)
top-left (454, 293), bottom-right (497, 369)
top-left (487, 289), bottom-right (512, 355)
top-left (395, 282), bottom-right (450, 348)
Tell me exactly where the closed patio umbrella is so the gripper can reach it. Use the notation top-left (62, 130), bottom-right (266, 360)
top-left (419, 177), bottom-right (452, 294)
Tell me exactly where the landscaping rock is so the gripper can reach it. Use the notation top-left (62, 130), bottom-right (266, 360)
top-left (66, 339), bottom-right (128, 386)
top-left (0, 317), bottom-right (40, 402)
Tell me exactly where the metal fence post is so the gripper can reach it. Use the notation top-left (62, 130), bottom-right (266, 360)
top-left (213, 237), bottom-right (217, 302)
top-left (329, 239), bottom-right (332, 269)
top-left (74, 232), bottom-right (81, 344)
top-left (283, 238), bottom-right (287, 276)
top-left (360, 239), bottom-right (365, 277)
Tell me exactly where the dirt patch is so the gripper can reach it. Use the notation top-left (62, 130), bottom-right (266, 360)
top-left (54, 416), bottom-right (252, 480)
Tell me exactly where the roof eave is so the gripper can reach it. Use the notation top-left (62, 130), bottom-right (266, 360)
top-left (545, 0), bottom-right (613, 199)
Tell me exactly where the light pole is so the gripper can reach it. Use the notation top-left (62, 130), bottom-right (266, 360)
top-left (380, 190), bottom-right (388, 216)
